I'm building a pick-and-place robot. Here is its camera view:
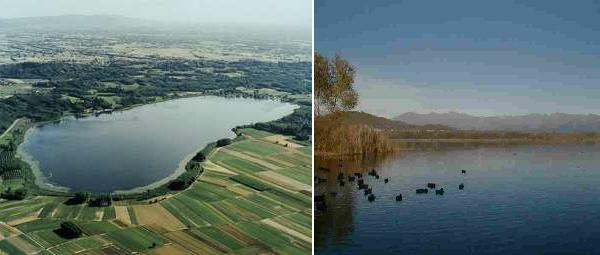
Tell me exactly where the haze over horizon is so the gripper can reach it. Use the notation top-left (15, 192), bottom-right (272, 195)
top-left (0, 0), bottom-right (311, 30)
top-left (316, 0), bottom-right (600, 118)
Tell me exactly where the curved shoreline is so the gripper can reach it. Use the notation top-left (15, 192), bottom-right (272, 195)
top-left (17, 135), bottom-right (71, 193)
top-left (15, 95), bottom-right (297, 196)
top-left (111, 139), bottom-right (222, 195)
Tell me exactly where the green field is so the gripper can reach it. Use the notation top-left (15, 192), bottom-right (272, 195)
top-left (0, 84), bottom-right (32, 99)
top-left (227, 139), bottom-right (287, 157)
top-left (0, 129), bottom-right (312, 254)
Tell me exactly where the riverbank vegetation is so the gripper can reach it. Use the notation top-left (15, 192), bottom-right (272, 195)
top-left (316, 114), bottom-right (396, 155)
top-left (240, 105), bottom-right (312, 141)
top-left (390, 129), bottom-right (600, 141)
top-left (314, 52), bottom-right (395, 156)
top-left (0, 119), bottom-right (40, 199)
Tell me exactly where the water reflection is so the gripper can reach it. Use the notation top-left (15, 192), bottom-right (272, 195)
top-left (315, 153), bottom-right (396, 247)
top-left (315, 144), bottom-right (600, 254)
top-left (19, 96), bottom-right (296, 193)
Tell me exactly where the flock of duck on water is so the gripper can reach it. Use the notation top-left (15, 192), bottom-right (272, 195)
top-left (315, 160), bottom-right (467, 211)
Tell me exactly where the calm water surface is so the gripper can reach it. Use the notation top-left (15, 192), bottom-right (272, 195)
top-left (315, 144), bottom-right (600, 254)
top-left (19, 96), bottom-right (296, 192)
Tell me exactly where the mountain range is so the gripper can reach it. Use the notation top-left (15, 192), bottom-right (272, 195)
top-left (394, 112), bottom-right (600, 133)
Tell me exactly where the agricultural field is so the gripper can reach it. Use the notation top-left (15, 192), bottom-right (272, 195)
top-left (0, 84), bottom-right (32, 99)
top-left (0, 129), bottom-right (312, 254)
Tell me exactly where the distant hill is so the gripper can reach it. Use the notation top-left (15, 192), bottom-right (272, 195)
top-left (0, 15), bottom-right (158, 31)
top-left (331, 111), bottom-right (452, 131)
top-left (394, 112), bottom-right (600, 132)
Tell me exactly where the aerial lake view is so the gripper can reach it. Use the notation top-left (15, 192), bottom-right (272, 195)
top-left (18, 96), bottom-right (296, 193)
top-left (315, 144), bottom-right (600, 254)
top-left (0, 1), bottom-right (312, 253)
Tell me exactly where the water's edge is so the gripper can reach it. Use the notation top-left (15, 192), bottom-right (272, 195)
top-left (15, 95), bottom-right (297, 195)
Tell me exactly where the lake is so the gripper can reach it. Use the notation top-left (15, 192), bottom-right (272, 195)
top-left (315, 144), bottom-right (600, 254)
top-left (18, 96), bottom-right (296, 193)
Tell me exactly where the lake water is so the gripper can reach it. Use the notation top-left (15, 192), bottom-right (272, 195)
top-left (19, 96), bottom-right (296, 193)
top-left (315, 144), bottom-right (600, 254)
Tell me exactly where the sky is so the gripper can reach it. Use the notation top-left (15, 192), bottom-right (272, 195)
top-left (316, 0), bottom-right (600, 117)
top-left (0, 0), bottom-right (312, 29)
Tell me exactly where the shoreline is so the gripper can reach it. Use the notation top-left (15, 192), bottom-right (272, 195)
top-left (316, 138), bottom-right (600, 157)
top-left (16, 141), bottom-right (70, 193)
top-left (14, 95), bottom-right (209, 194)
top-left (112, 139), bottom-right (223, 195)
top-left (14, 94), bottom-right (298, 196)
top-left (392, 138), bottom-right (600, 144)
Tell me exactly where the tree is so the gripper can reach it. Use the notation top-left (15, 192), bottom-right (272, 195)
top-left (314, 53), bottom-right (329, 116)
top-left (1, 188), bottom-right (27, 200)
top-left (216, 138), bottom-right (231, 147)
top-left (59, 221), bottom-right (82, 238)
top-left (68, 192), bottom-right (90, 204)
top-left (192, 152), bottom-right (206, 162)
top-left (89, 194), bottom-right (112, 207)
top-left (314, 52), bottom-right (359, 116)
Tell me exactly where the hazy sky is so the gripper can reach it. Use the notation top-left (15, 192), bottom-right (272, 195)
top-left (0, 0), bottom-right (311, 29)
top-left (316, 0), bottom-right (600, 117)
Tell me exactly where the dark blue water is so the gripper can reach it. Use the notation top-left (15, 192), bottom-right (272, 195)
top-left (315, 144), bottom-right (600, 254)
top-left (19, 96), bottom-right (295, 193)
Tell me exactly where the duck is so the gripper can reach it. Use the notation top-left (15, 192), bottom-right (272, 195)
top-left (368, 169), bottom-right (377, 176)
top-left (461, 170), bottom-right (466, 174)
top-left (395, 194), bottom-right (403, 201)
top-left (427, 183), bottom-right (436, 189)
top-left (368, 194), bottom-right (376, 202)
top-left (416, 188), bottom-right (428, 194)
top-left (384, 178), bottom-right (389, 183)
top-left (459, 183), bottom-right (464, 190)
top-left (364, 188), bottom-right (372, 195)
top-left (435, 188), bottom-right (445, 195)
